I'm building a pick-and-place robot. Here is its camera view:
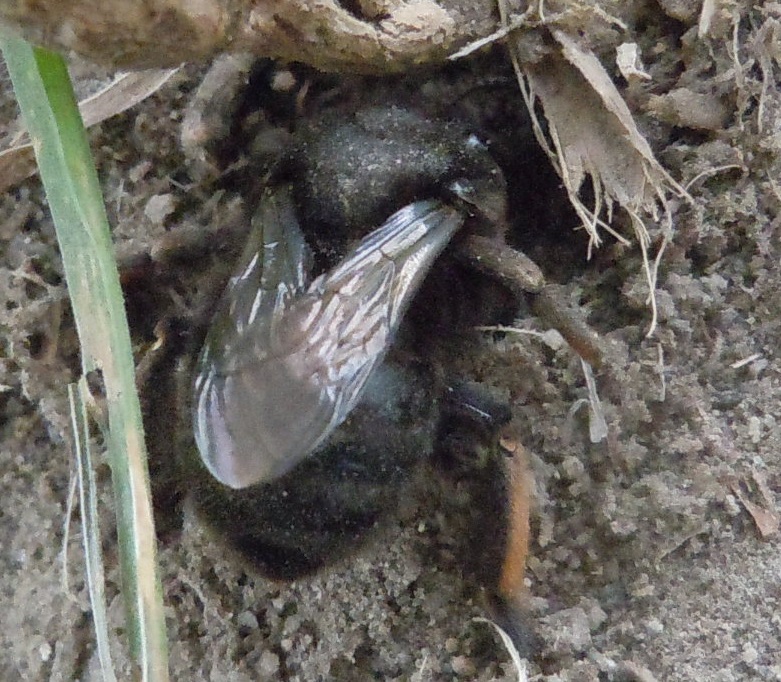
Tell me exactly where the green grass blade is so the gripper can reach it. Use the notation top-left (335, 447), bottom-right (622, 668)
top-left (69, 381), bottom-right (118, 682)
top-left (0, 32), bottom-right (169, 680)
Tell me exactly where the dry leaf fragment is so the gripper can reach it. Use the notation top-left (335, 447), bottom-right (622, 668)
top-left (507, 26), bottom-right (689, 335)
top-left (517, 30), bottom-right (683, 243)
top-left (552, 30), bottom-right (684, 216)
top-left (729, 470), bottom-right (780, 539)
top-left (0, 68), bottom-right (178, 193)
top-left (616, 42), bottom-right (651, 81)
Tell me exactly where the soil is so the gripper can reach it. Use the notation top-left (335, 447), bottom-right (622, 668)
top-left (2, 4), bottom-right (781, 681)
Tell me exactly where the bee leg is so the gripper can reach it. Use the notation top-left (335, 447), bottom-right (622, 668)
top-left (137, 317), bottom-right (195, 540)
top-left (435, 382), bottom-right (541, 657)
top-left (531, 286), bottom-right (604, 369)
top-left (458, 234), bottom-right (545, 294)
top-left (487, 438), bottom-right (542, 658)
top-left (456, 235), bottom-right (605, 369)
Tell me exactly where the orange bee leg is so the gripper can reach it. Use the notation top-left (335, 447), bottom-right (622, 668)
top-left (487, 438), bottom-right (540, 657)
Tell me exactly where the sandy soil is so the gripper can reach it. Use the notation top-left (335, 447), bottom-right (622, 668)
top-left (2, 3), bottom-right (781, 681)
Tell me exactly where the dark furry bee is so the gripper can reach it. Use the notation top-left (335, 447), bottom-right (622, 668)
top-left (189, 105), bottom-right (537, 652)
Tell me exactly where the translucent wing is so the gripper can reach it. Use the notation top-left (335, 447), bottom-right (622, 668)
top-left (197, 186), bottom-right (310, 368)
top-left (193, 188), bottom-right (463, 488)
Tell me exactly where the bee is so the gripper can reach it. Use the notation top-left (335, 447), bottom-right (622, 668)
top-left (188, 105), bottom-right (539, 652)
top-left (192, 191), bottom-right (462, 489)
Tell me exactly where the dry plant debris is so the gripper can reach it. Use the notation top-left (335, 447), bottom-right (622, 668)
top-left (728, 470), bottom-right (780, 540)
top-left (0, 0), bottom-right (502, 72)
top-left (0, 68), bottom-right (178, 192)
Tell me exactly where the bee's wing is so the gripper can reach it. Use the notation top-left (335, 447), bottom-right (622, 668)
top-left (198, 186), bottom-right (310, 370)
top-left (193, 196), bottom-right (463, 489)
